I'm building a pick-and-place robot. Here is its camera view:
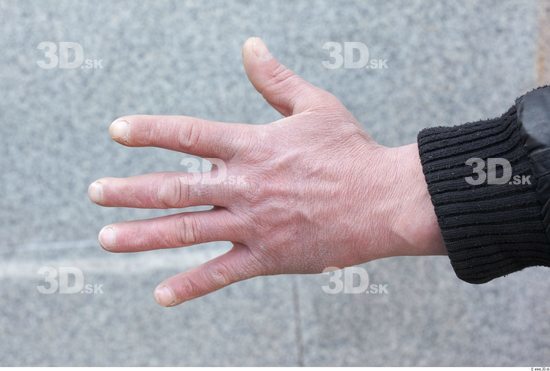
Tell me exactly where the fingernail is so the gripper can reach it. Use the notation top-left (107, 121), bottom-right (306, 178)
top-left (251, 37), bottom-right (272, 61)
top-left (98, 226), bottom-right (116, 249)
top-left (109, 120), bottom-right (129, 143)
top-left (154, 285), bottom-right (176, 306)
top-left (88, 181), bottom-right (103, 203)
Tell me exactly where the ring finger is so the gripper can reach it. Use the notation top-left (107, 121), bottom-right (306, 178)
top-left (98, 209), bottom-right (245, 252)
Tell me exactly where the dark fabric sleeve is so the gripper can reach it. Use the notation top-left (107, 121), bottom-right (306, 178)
top-left (417, 92), bottom-right (550, 283)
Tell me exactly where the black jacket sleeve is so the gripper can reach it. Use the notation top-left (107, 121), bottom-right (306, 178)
top-left (417, 86), bottom-right (550, 283)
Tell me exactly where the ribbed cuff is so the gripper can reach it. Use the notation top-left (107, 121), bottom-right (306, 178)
top-left (418, 105), bottom-right (550, 283)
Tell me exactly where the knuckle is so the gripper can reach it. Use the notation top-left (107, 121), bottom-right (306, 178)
top-left (178, 121), bottom-right (202, 149)
top-left (240, 175), bottom-right (266, 204)
top-left (175, 215), bottom-right (201, 245)
top-left (132, 116), bottom-right (157, 146)
top-left (268, 64), bottom-right (296, 89)
top-left (236, 127), bottom-right (276, 164)
top-left (208, 263), bottom-right (233, 286)
top-left (158, 176), bottom-right (189, 208)
top-left (176, 277), bottom-right (197, 299)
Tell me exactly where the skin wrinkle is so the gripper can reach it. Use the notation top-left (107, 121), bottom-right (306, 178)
top-left (90, 38), bottom-right (444, 306)
top-left (157, 176), bottom-right (178, 208)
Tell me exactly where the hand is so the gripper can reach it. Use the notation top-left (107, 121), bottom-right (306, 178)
top-left (88, 37), bottom-right (445, 307)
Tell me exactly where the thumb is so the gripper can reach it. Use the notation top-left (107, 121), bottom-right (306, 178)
top-left (242, 37), bottom-right (329, 116)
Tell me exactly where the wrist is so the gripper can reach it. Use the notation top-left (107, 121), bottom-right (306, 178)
top-left (387, 143), bottom-right (446, 257)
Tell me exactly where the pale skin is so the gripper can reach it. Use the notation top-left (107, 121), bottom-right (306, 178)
top-left (88, 37), bottom-right (446, 307)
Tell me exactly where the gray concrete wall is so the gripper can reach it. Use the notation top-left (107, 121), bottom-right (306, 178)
top-left (1, 0), bottom-right (549, 366)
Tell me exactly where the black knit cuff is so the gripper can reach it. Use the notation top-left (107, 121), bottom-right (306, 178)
top-left (418, 105), bottom-right (550, 283)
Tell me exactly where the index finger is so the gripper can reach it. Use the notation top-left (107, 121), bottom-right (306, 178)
top-left (109, 115), bottom-right (256, 160)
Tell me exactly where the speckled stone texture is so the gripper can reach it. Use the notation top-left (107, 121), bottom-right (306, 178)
top-left (539, 0), bottom-right (550, 84)
top-left (1, 0), bottom-right (548, 366)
